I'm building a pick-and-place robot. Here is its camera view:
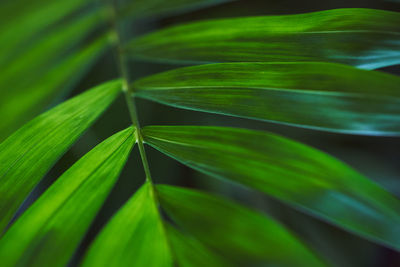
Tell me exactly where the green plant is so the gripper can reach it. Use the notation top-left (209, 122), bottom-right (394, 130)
top-left (0, 0), bottom-right (400, 266)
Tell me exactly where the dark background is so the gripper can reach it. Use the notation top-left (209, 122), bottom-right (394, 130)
top-left (15, 1), bottom-right (400, 266)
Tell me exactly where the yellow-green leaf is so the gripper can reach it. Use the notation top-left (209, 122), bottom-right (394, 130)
top-left (83, 182), bottom-right (325, 266)
top-left (82, 182), bottom-right (172, 267)
top-left (0, 127), bottom-right (135, 267)
top-left (0, 80), bottom-right (122, 234)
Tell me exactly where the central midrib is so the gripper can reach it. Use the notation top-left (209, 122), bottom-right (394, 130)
top-left (107, 0), bottom-right (153, 183)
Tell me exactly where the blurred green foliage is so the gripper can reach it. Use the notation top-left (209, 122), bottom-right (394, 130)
top-left (0, 0), bottom-right (400, 266)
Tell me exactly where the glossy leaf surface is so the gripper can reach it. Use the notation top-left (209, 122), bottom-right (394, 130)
top-left (143, 126), bottom-right (400, 251)
top-left (82, 182), bottom-right (172, 267)
top-left (83, 183), bottom-right (229, 267)
top-left (0, 127), bottom-right (135, 267)
top-left (128, 8), bottom-right (400, 69)
top-left (134, 62), bottom-right (400, 136)
top-left (84, 181), bottom-right (324, 266)
top-left (0, 80), bottom-right (122, 233)
top-left (157, 185), bottom-right (326, 266)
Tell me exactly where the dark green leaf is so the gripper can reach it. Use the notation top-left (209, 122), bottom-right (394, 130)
top-left (0, 127), bottom-right (135, 267)
top-left (0, 80), bottom-right (122, 233)
top-left (157, 185), bottom-right (326, 266)
top-left (128, 8), bottom-right (400, 69)
top-left (82, 182), bottom-right (172, 267)
top-left (134, 62), bottom-right (400, 136)
top-left (0, 0), bottom-right (99, 65)
top-left (121, 0), bottom-right (235, 20)
top-left (0, 10), bottom-right (108, 139)
top-left (0, 35), bottom-right (109, 141)
top-left (165, 223), bottom-right (230, 267)
top-left (143, 126), bottom-right (400, 251)
top-left (0, 10), bottom-right (102, 84)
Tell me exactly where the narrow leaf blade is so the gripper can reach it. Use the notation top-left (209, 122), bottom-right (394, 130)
top-left (143, 126), bottom-right (400, 251)
top-left (82, 182), bottom-right (172, 267)
top-left (0, 0), bottom-right (98, 65)
top-left (0, 9), bottom-right (108, 139)
top-left (157, 185), bottom-right (326, 266)
top-left (83, 183), bottom-right (231, 267)
top-left (134, 62), bottom-right (400, 136)
top-left (0, 127), bottom-right (135, 267)
top-left (0, 35), bottom-right (109, 140)
top-left (165, 223), bottom-right (231, 267)
top-left (128, 8), bottom-right (400, 69)
top-left (0, 80), bottom-right (122, 233)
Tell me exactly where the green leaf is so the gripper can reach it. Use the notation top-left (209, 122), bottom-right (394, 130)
top-left (134, 62), bottom-right (400, 136)
top-left (157, 185), bottom-right (326, 267)
top-left (82, 182), bottom-right (173, 267)
top-left (0, 0), bottom-right (99, 65)
top-left (0, 10), bottom-right (102, 85)
top-left (127, 8), bottom-right (400, 69)
top-left (0, 35), bottom-right (109, 141)
top-left (0, 80), bottom-right (122, 234)
top-left (142, 126), bottom-right (400, 251)
top-left (0, 10), bottom-right (108, 139)
top-left (121, 0), bottom-right (235, 20)
top-left (165, 223), bottom-right (230, 267)
top-left (0, 127), bottom-right (135, 267)
top-left (83, 181), bottom-right (324, 266)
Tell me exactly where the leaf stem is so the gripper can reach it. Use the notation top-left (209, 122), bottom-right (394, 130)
top-left (107, 0), bottom-right (153, 183)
